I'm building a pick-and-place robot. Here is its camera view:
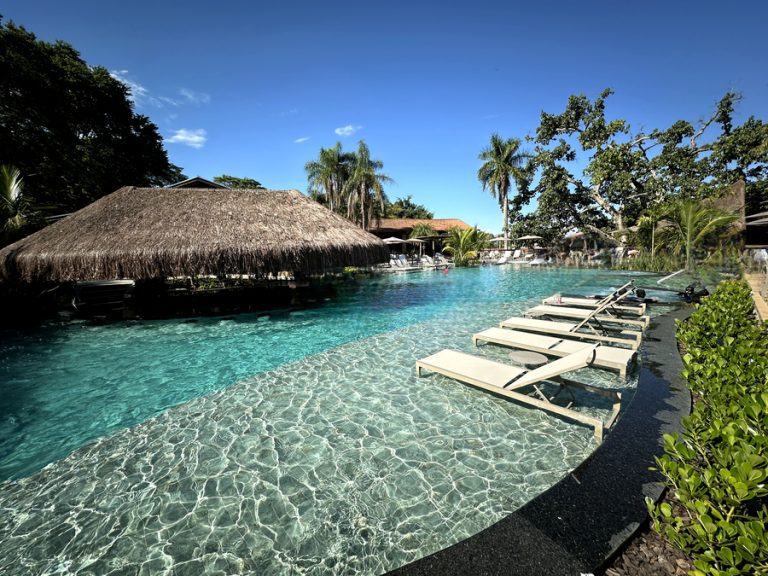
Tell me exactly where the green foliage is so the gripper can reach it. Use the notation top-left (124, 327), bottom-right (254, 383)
top-left (305, 141), bottom-right (392, 229)
top-left (0, 165), bottom-right (29, 242)
top-left (305, 142), bottom-right (355, 213)
top-left (0, 20), bottom-right (182, 218)
top-left (511, 89), bottom-right (767, 248)
top-left (212, 175), bottom-right (264, 189)
top-left (384, 195), bottom-right (433, 219)
top-left (342, 140), bottom-right (393, 230)
top-left (478, 134), bottom-right (529, 242)
top-left (659, 200), bottom-right (739, 270)
top-left (409, 222), bottom-right (436, 238)
top-left (442, 226), bottom-right (490, 267)
top-left (614, 250), bottom-right (683, 273)
top-left (649, 281), bottom-right (768, 575)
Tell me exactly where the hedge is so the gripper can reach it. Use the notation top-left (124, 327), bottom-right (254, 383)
top-left (647, 280), bottom-right (768, 575)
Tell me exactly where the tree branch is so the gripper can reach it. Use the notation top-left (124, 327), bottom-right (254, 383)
top-left (582, 223), bottom-right (621, 246)
top-left (690, 109), bottom-right (719, 149)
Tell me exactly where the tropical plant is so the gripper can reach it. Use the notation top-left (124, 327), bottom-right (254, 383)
top-left (658, 200), bottom-right (738, 270)
top-left (409, 223), bottom-right (436, 239)
top-left (442, 226), bottom-right (490, 267)
top-left (477, 134), bottom-right (528, 248)
top-left (343, 140), bottom-right (393, 229)
top-left (649, 281), bottom-right (768, 575)
top-left (304, 142), bottom-right (354, 213)
top-left (0, 165), bottom-right (29, 240)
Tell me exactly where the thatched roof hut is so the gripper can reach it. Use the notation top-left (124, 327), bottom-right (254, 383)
top-left (0, 187), bottom-right (389, 283)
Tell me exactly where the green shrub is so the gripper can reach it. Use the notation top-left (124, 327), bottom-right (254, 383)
top-left (648, 280), bottom-right (768, 575)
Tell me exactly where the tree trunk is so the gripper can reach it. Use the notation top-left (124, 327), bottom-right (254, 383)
top-left (502, 193), bottom-right (509, 250)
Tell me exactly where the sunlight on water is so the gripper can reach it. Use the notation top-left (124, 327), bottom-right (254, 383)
top-left (0, 267), bottom-right (654, 575)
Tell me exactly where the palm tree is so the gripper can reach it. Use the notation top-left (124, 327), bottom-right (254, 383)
top-left (304, 142), bottom-right (354, 213)
top-left (477, 134), bottom-right (528, 249)
top-left (409, 223), bottom-right (436, 239)
top-left (343, 141), bottom-right (393, 229)
top-left (0, 165), bottom-right (29, 241)
top-left (660, 199), bottom-right (738, 270)
top-left (443, 226), bottom-right (490, 267)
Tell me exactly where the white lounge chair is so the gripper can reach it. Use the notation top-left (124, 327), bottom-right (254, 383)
top-left (543, 281), bottom-right (646, 315)
top-left (473, 327), bottom-right (636, 377)
top-left (415, 345), bottom-right (621, 442)
top-left (525, 304), bottom-right (649, 329)
top-left (543, 295), bottom-right (646, 315)
top-left (496, 250), bottom-right (512, 265)
top-left (499, 316), bottom-right (642, 349)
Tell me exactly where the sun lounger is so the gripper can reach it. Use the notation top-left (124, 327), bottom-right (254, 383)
top-left (415, 346), bottom-right (621, 442)
top-left (542, 295), bottom-right (646, 315)
top-left (526, 304), bottom-right (649, 329)
top-left (473, 327), bottom-right (636, 377)
top-left (499, 316), bottom-right (641, 349)
top-left (542, 281), bottom-right (646, 315)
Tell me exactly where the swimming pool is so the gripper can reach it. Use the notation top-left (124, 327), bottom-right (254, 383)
top-left (0, 266), bottom-right (643, 575)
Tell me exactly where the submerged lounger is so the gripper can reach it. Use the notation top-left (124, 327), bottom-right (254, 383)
top-left (499, 316), bottom-right (641, 349)
top-left (415, 346), bottom-right (621, 442)
top-left (542, 295), bottom-right (646, 315)
top-left (473, 327), bottom-right (636, 377)
top-left (526, 304), bottom-right (649, 329)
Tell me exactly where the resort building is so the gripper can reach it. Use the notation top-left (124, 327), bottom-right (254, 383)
top-left (368, 218), bottom-right (472, 240)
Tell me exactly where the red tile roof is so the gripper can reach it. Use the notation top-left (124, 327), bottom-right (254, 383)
top-left (370, 218), bottom-right (472, 232)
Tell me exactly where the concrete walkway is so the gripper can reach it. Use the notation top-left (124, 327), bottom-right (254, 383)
top-left (745, 272), bottom-right (768, 321)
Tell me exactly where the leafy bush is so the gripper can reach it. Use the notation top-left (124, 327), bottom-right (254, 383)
top-left (648, 280), bottom-right (768, 575)
top-left (615, 250), bottom-right (683, 273)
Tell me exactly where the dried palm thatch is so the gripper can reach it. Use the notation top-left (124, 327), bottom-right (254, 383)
top-left (0, 187), bottom-right (390, 282)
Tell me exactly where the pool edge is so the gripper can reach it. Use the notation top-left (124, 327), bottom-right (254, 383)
top-left (386, 307), bottom-right (692, 576)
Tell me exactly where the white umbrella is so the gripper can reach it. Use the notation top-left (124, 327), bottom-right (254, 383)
top-left (490, 237), bottom-right (506, 243)
top-left (382, 237), bottom-right (407, 244)
top-left (517, 234), bottom-right (543, 241)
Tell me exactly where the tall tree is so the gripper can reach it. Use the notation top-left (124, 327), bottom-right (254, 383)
top-left (212, 175), bottom-right (264, 189)
top-left (304, 142), bottom-right (354, 213)
top-left (384, 195), bottom-right (433, 219)
top-left (477, 134), bottom-right (528, 249)
top-left (517, 90), bottom-right (767, 244)
top-left (0, 20), bottom-right (182, 216)
top-left (343, 141), bottom-right (393, 230)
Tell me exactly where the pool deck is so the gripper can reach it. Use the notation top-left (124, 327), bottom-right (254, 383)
top-left (388, 307), bottom-right (692, 576)
top-left (745, 272), bottom-right (768, 321)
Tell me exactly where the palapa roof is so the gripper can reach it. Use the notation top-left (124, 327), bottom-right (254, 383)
top-left (0, 187), bottom-right (389, 283)
top-left (370, 218), bottom-right (472, 235)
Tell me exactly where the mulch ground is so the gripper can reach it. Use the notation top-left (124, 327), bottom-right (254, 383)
top-left (602, 518), bottom-right (693, 576)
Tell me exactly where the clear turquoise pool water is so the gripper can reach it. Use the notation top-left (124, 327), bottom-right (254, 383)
top-left (0, 266), bottom-right (648, 575)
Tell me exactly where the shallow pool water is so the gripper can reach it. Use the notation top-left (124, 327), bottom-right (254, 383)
top-left (1, 266), bottom-right (648, 575)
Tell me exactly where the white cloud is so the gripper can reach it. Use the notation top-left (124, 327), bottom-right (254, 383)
top-left (334, 124), bottom-right (362, 137)
top-left (110, 70), bottom-right (150, 104)
top-left (109, 71), bottom-right (210, 110)
top-left (294, 136), bottom-right (310, 143)
top-left (166, 129), bottom-right (207, 149)
top-left (179, 88), bottom-right (211, 105)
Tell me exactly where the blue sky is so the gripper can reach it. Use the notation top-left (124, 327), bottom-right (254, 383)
top-left (5, 1), bottom-right (768, 233)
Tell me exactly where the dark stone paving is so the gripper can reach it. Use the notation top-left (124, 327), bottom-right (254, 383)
top-left (388, 308), bottom-right (692, 576)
